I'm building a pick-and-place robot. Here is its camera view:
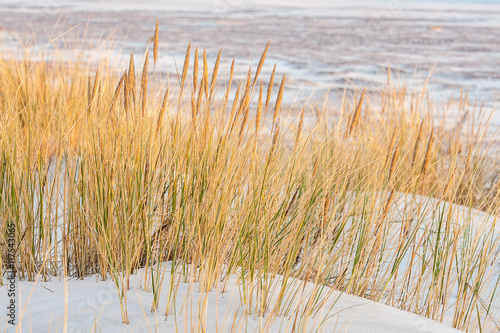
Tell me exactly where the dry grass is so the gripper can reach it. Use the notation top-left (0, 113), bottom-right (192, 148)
top-left (1, 27), bottom-right (500, 332)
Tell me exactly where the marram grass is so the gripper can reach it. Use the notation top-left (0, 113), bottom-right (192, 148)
top-left (1, 27), bottom-right (500, 332)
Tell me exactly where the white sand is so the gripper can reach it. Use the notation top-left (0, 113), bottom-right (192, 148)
top-left (1, 262), bottom-right (462, 333)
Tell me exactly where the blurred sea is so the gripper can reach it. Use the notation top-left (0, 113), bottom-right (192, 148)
top-left (1, 0), bottom-right (499, 122)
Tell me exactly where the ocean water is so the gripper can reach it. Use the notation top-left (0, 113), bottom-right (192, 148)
top-left (1, 0), bottom-right (499, 121)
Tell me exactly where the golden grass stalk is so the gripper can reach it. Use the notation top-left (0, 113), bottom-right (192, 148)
top-left (265, 64), bottom-right (276, 113)
top-left (209, 50), bottom-right (222, 98)
top-left (86, 68), bottom-right (99, 114)
top-left (384, 126), bottom-right (398, 169)
top-left (128, 52), bottom-right (136, 105)
top-left (284, 188), bottom-right (300, 218)
top-left (195, 70), bottom-right (205, 119)
top-left (237, 67), bottom-right (253, 121)
top-left (140, 50), bottom-right (149, 117)
top-left (238, 104), bottom-right (249, 143)
top-left (87, 73), bottom-right (92, 107)
top-left (193, 46), bottom-right (198, 93)
top-left (190, 90), bottom-right (197, 125)
top-left (178, 42), bottom-right (191, 110)
top-left (123, 71), bottom-right (130, 114)
top-left (156, 88), bottom-right (169, 137)
top-left (221, 58), bottom-right (235, 111)
top-left (92, 68), bottom-right (100, 102)
top-left (272, 73), bottom-right (286, 130)
top-left (295, 107), bottom-right (305, 149)
top-left (228, 82), bottom-right (242, 133)
top-left (153, 19), bottom-right (159, 66)
top-left (387, 137), bottom-right (400, 185)
top-left (411, 119), bottom-right (425, 170)
top-left (96, 82), bottom-right (102, 110)
top-left (109, 70), bottom-right (126, 115)
top-left (253, 41), bottom-right (270, 88)
top-left (347, 88), bottom-right (366, 137)
top-left (202, 49), bottom-right (209, 99)
top-left (255, 82), bottom-right (263, 137)
top-left (419, 129), bottom-right (435, 186)
top-left (269, 126), bottom-right (280, 158)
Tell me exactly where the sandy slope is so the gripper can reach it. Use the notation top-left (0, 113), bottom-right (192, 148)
top-left (3, 193), bottom-right (498, 332)
top-left (1, 263), bottom-right (462, 333)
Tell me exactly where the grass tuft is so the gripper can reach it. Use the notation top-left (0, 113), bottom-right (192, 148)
top-left (1, 25), bottom-right (500, 332)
